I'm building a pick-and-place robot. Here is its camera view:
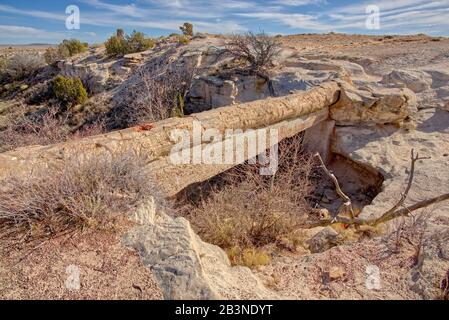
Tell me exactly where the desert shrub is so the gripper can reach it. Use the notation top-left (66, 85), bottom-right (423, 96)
top-left (225, 31), bottom-right (281, 73)
top-left (44, 47), bottom-right (69, 65)
top-left (0, 106), bottom-right (104, 153)
top-left (177, 35), bottom-right (191, 45)
top-left (51, 75), bottom-right (88, 108)
top-left (116, 28), bottom-right (125, 39)
top-left (44, 39), bottom-right (87, 65)
top-left (126, 31), bottom-right (155, 53)
top-left (177, 137), bottom-right (315, 267)
top-left (107, 62), bottom-right (194, 128)
top-left (227, 247), bottom-right (271, 268)
top-left (105, 35), bottom-right (128, 57)
top-left (0, 58), bottom-right (7, 82)
top-left (180, 23), bottom-right (193, 37)
top-left (61, 39), bottom-right (88, 56)
top-left (137, 64), bottom-right (193, 120)
top-left (0, 148), bottom-right (154, 241)
top-left (0, 53), bottom-right (46, 83)
top-left (441, 269), bottom-right (449, 300)
top-left (105, 29), bottom-right (155, 57)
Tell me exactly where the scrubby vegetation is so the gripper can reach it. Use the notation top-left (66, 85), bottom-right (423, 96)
top-left (177, 137), bottom-right (315, 268)
top-left (44, 39), bottom-right (88, 65)
top-left (177, 35), bottom-right (191, 45)
top-left (0, 105), bottom-right (104, 153)
top-left (0, 148), bottom-right (154, 242)
top-left (105, 29), bottom-right (155, 57)
top-left (180, 23), bottom-right (194, 37)
top-left (225, 31), bottom-right (281, 73)
top-left (51, 75), bottom-right (88, 108)
top-left (106, 62), bottom-right (195, 128)
top-left (0, 53), bottom-right (46, 84)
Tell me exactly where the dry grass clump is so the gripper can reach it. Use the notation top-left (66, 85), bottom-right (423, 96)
top-left (178, 137), bottom-right (315, 267)
top-left (0, 53), bottom-right (46, 84)
top-left (108, 63), bottom-right (194, 129)
top-left (0, 148), bottom-right (154, 243)
top-left (0, 106), bottom-right (104, 153)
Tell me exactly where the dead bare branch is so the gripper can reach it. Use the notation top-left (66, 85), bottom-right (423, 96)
top-left (305, 149), bottom-right (449, 229)
top-left (224, 32), bottom-right (281, 74)
top-left (314, 152), bottom-right (355, 220)
top-left (381, 149), bottom-right (431, 217)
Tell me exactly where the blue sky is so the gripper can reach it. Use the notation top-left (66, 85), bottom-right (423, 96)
top-left (0, 0), bottom-right (448, 44)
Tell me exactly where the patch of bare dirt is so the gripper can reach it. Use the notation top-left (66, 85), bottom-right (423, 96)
top-left (256, 222), bottom-right (424, 300)
top-left (0, 220), bottom-right (163, 300)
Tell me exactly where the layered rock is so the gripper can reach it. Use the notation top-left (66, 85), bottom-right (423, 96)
top-left (381, 70), bottom-right (432, 93)
top-left (124, 203), bottom-right (280, 300)
top-left (57, 60), bottom-right (110, 94)
top-left (330, 82), bottom-right (418, 126)
top-left (332, 108), bottom-right (449, 299)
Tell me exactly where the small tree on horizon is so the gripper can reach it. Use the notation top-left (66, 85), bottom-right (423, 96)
top-left (180, 23), bottom-right (193, 37)
top-left (116, 28), bottom-right (125, 40)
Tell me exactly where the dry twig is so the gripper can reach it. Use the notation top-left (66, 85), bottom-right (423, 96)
top-left (305, 149), bottom-right (449, 228)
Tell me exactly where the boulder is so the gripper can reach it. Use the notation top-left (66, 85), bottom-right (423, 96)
top-left (307, 227), bottom-right (341, 253)
top-left (123, 203), bottom-right (280, 300)
top-left (330, 82), bottom-right (418, 126)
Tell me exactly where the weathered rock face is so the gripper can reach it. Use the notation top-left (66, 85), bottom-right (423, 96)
top-left (444, 100), bottom-right (449, 112)
top-left (123, 203), bottom-right (280, 300)
top-left (58, 60), bottom-right (110, 94)
top-left (187, 71), bottom-right (325, 114)
top-left (381, 70), bottom-right (432, 93)
top-left (307, 227), bottom-right (341, 253)
top-left (332, 108), bottom-right (449, 299)
top-left (187, 74), bottom-right (272, 113)
top-left (330, 82), bottom-right (418, 126)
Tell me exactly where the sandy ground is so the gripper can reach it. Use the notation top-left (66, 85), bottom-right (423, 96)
top-left (282, 33), bottom-right (449, 74)
top-left (0, 45), bottom-right (52, 59)
top-left (0, 220), bottom-right (163, 300)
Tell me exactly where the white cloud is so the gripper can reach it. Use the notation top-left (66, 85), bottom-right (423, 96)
top-left (0, 0), bottom-right (448, 42)
top-left (274, 0), bottom-right (326, 6)
top-left (0, 24), bottom-right (66, 41)
top-left (0, 4), bottom-right (65, 21)
top-left (237, 12), bottom-right (332, 30)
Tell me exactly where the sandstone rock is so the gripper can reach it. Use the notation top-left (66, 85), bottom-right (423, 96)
top-left (381, 70), bottom-right (431, 93)
top-left (111, 63), bottom-right (131, 76)
top-left (307, 227), bottom-right (341, 253)
top-left (330, 82), bottom-right (418, 125)
top-left (123, 204), bottom-right (280, 300)
top-left (192, 33), bottom-right (208, 40)
top-left (58, 61), bottom-right (109, 94)
top-left (187, 74), bottom-right (272, 113)
top-left (333, 108), bottom-right (449, 299)
top-left (329, 266), bottom-right (346, 281)
top-left (270, 72), bottom-right (316, 95)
